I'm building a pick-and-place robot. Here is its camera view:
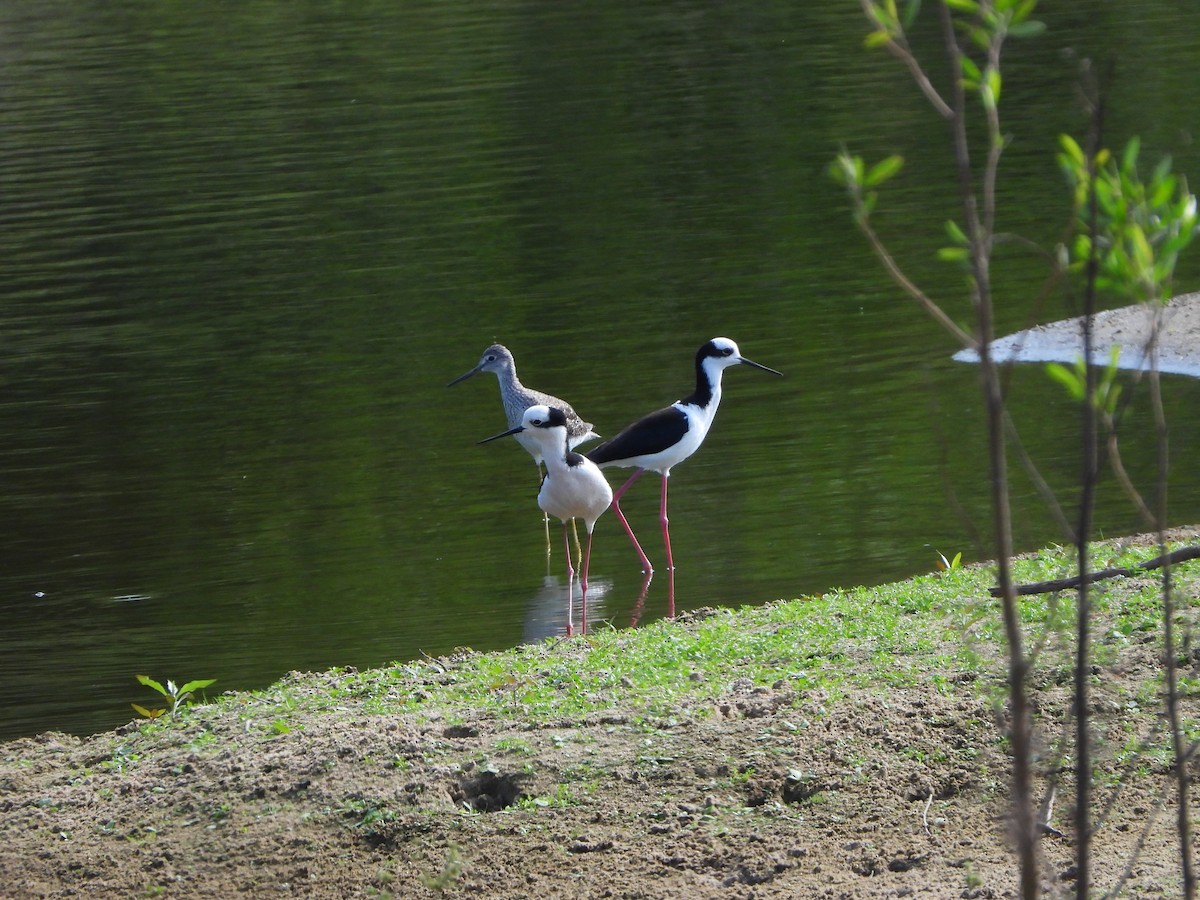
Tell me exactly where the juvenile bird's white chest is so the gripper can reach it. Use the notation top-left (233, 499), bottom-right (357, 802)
top-left (538, 459), bottom-right (612, 526)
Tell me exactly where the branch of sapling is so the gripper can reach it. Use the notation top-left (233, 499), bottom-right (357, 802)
top-left (859, 0), bottom-right (955, 119)
top-left (937, 3), bottom-right (1038, 895)
top-left (830, 150), bottom-right (977, 348)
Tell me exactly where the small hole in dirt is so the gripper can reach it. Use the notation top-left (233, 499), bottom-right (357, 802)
top-left (451, 771), bottom-right (525, 812)
top-left (781, 776), bottom-right (825, 804)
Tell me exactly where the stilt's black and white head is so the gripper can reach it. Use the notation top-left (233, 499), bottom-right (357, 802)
top-left (699, 337), bottom-right (783, 378)
top-left (447, 343), bottom-right (515, 387)
top-left (478, 404), bottom-right (569, 446)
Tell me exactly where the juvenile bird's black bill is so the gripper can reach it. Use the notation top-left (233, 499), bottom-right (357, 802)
top-left (478, 425), bottom-right (525, 445)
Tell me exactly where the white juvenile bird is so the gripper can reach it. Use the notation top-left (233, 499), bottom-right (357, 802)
top-left (479, 405), bottom-right (612, 635)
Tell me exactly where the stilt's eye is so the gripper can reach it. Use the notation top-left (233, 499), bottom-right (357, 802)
top-left (722, 347), bottom-right (734, 356)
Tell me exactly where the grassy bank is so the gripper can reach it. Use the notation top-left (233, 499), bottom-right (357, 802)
top-left (1, 529), bottom-right (1197, 898)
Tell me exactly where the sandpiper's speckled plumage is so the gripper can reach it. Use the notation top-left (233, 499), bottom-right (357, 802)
top-left (448, 343), bottom-right (599, 466)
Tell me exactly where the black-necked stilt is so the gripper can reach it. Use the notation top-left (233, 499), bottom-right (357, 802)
top-left (479, 404), bottom-right (613, 635)
top-left (586, 337), bottom-right (782, 581)
top-left (449, 343), bottom-right (599, 555)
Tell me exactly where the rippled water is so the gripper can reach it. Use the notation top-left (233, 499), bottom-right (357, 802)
top-left (2, 2), bottom-right (1199, 740)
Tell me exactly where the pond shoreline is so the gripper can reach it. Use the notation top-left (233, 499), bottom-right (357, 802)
top-left (2, 527), bottom-right (1197, 898)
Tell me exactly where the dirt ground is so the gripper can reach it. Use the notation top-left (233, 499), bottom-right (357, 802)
top-left (1, 533), bottom-right (1197, 898)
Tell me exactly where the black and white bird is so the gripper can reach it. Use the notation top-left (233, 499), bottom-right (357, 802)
top-left (586, 337), bottom-right (782, 576)
top-left (449, 343), bottom-right (599, 553)
top-left (479, 405), bottom-right (612, 635)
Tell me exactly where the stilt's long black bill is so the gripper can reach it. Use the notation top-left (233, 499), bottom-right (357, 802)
top-left (478, 425), bottom-right (525, 445)
top-left (738, 357), bottom-right (783, 376)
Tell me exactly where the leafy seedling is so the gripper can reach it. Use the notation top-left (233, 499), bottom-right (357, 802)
top-left (936, 550), bottom-right (963, 572)
top-left (132, 674), bottom-right (217, 719)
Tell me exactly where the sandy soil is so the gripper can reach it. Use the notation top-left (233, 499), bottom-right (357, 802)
top-left (1, 530), bottom-right (1197, 898)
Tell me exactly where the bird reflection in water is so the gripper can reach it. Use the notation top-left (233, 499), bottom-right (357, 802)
top-left (521, 575), bottom-right (612, 642)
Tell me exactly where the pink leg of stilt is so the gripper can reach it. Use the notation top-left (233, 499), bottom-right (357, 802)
top-left (562, 523), bottom-right (575, 637)
top-left (660, 475), bottom-right (676, 619)
top-left (666, 566), bottom-right (676, 621)
top-left (580, 529), bottom-right (594, 635)
top-left (610, 468), bottom-right (654, 573)
top-left (659, 475), bottom-right (674, 571)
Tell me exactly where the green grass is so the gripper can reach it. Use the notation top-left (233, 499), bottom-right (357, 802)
top-left (117, 537), bottom-right (1196, 764)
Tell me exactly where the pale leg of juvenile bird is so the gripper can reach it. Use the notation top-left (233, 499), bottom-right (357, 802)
top-left (562, 522), bottom-right (575, 582)
top-left (562, 523), bottom-right (576, 637)
top-left (609, 467), bottom-right (653, 573)
top-left (536, 461), bottom-right (552, 567)
top-left (571, 519), bottom-right (583, 572)
top-left (580, 523), bottom-right (594, 635)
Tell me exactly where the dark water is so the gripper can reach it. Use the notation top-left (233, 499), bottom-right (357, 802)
top-left (2, 3), bottom-right (1199, 741)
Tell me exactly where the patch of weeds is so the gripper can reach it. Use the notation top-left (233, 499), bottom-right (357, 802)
top-left (558, 758), bottom-right (608, 784)
top-left (492, 736), bottom-right (535, 755)
top-left (185, 730), bottom-right (218, 752)
top-left (100, 745), bottom-right (141, 775)
top-left (390, 754), bottom-right (412, 772)
top-left (1179, 674), bottom-right (1200, 699)
top-left (204, 801), bottom-right (231, 822)
top-left (341, 797), bottom-right (399, 829)
top-left (515, 784), bottom-right (577, 809)
top-left (963, 863), bottom-right (985, 891)
top-left (419, 846), bottom-right (463, 894)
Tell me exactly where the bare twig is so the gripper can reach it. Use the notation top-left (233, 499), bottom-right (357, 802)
top-left (1105, 427), bottom-right (1157, 527)
top-left (989, 545), bottom-right (1200, 596)
top-left (1149, 307), bottom-right (1197, 898)
top-left (1003, 409), bottom-right (1075, 542)
top-left (1072, 85), bottom-right (1106, 900)
top-left (1038, 783), bottom-right (1065, 838)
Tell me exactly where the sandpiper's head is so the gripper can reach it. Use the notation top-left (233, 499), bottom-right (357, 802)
top-left (698, 337), bottom-right (783, 376)
top-left (447, 343), bottom-right (515, 386)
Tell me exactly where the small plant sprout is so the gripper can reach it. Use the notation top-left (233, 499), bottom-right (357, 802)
top-left (132, 674), bottom-right (217, 719)
top-left (936, 550), bottom-right (964, 572)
